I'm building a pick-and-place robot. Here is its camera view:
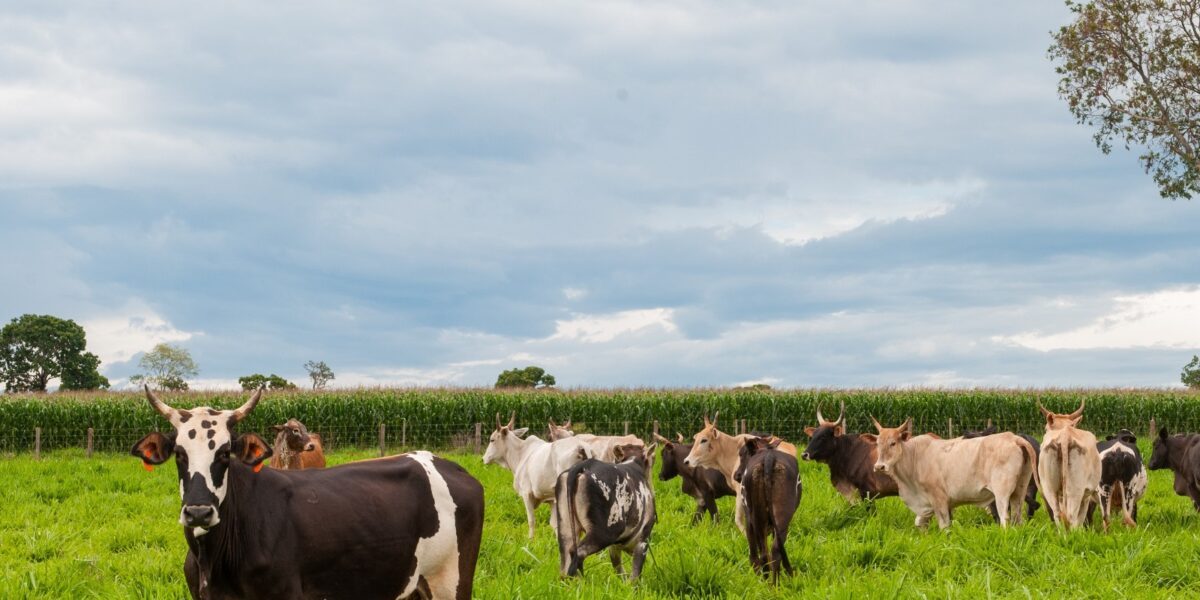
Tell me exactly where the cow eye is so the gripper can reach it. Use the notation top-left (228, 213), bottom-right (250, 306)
top-left (700, 439), bottom-right (708, 444)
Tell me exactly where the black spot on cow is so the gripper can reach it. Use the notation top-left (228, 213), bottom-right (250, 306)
top-left (178, 411), bottom-right (192, 423)
top-left (208, 430), bottom-right (216, 439)
top-left (188, 430), bottom-right (197, 439)
top-left (209, 440), bottom-right (216, 450)
top-left (208, 409), bottom-right (221, 416)
top-left (201, 421), bottom-right (212, 429)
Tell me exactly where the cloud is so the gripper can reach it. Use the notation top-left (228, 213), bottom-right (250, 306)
top-left (82, 301), bottom-right (199, 367)
top-left (999, 287), bottom-right (1200, 352)
top-left (549, 308), bottom-right (678, 343)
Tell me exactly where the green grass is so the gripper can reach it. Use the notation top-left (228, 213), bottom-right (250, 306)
top-left (4, 446), bottom-right (1200, 598)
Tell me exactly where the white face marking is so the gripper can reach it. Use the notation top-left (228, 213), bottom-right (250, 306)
top-left (398, 451), bottom-right (461, 599)
top-left (170, 407), bottom-right (236, 525)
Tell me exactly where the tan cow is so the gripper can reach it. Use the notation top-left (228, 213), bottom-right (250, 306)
top-left (682, 413), bottom-right (797, 531)
top-left (870, 416), bottom-right (1037, 530)
top-left (1038, 401), bottom-right (1102, 530)
top-left (546, 419), bottom-right (645, 463)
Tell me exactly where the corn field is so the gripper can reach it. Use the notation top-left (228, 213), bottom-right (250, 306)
top-left (2, 387), bottom-right (1199, 454)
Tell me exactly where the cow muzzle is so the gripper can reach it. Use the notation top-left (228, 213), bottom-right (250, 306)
top-left (800, 452), bottom-right (811, 461)
top-left (304, 442), bottom-right (316, 452)
top-left (181, 504), bottom-right (219, 528)
top-left (873, 463), bottom-right (888, 474)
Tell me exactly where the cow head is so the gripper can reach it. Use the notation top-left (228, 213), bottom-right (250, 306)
top-left (1105, 428), bottom-right (1137, 446)
top-left (869, 416), bottom-right (912, 474)
top-left (802, 400), bottom-right (845, 461)
top-left (1039, 401), bottom-right (1085, 431)
top-left (683, 412), bottom-right (722, 469)
top-left (614, 443), bottom-right (656, 477)
top-left (483, 412), bottom-right (528, 466)
top-left (131, 386), bottom-right (273, 530)
top-left (271, 418), bottom-right (318, 453)
top-left (547, 418), bottom-right (574, 441)
top-left (653, 433), bottom-right (689, 481)
top-left (1149, 427), bottom-right (1173, 470)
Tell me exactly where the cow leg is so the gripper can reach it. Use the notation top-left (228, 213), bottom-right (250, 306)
top-left (691, 499), bottom-right (705, 525)
top-left (992, 493), bottom-right (1011, 528)
top-left (568, 535), bottom-right (609, 577)
top-left (985, 501), bottom-right (1001, 524)
top-left (523, 495), bottom-right (539, 539)
top-left (630, 538), bottom-right (651, 580)
top-left (420, 570), bottom-right (461, 600)
top-left (704, 490), bottom-right (719, 523)
top-left (1025, 484), bottom-right (1040, 520)
top-left (734, 490), bottom-right (747, 533)
top-left (608, 546), bottom-right (624, 575)
top-left (914, 509), bottom-right (933, 529)
top-left (934, 503), bottom-right (953, 530)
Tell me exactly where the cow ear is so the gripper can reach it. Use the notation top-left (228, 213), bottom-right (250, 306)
top-left (900, 430), bottom-right (912, 442)
top-left (233, 433), bottom-right (273, 472)
top-left (511, 427), bottom-right (529, 438)
top-left (131, 432), bottom-right (175, 468)
top-left (270, 424), bottom-right (284, 433)
top-left (644, 443), bottom-right (656, 471)
top-left (859, 433), bottom-right (877, 444)
top-left (803, 426), bottom-right (816, 437)
top-left (613, 446), bottom-right (625, 462)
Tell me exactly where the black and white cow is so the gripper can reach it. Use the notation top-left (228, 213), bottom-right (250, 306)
top-left (131, 386), bottom-right (484, 600)
top-left (554, 443), bottom-right (657, 580)
top-left (1087, 429), bottom-right (1147, 530)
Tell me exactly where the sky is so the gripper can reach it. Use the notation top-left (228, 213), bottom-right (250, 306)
top-left (3, 0), bottom-right (1200, 390)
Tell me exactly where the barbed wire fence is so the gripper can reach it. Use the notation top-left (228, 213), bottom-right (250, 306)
top-left (2, 413), bottom-right (1189, 458)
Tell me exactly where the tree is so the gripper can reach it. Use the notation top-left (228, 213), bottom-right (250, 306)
top-left (130, 343), bottom-right (198, 391)
top-left (304, 360), bottom-right (335, 390)
top-left (238, 373), bottom-right (297, 391)
top-left (1050, 0), bottom-right (1200, 199)
top-left (1182, 355), bottom-right (1200, 389)
top-left (495, 366), bottom-right (556, 389)
top-left (0, 314), bottom-right (109, 392)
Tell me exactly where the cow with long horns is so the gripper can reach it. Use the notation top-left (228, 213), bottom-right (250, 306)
top-left (131, 386), bottom-right (484, 600)
top-left (653, 432), bottom-right (735, 523)
top-left (801, 401), bottom-right (898, 504)
top-left (1037, 401), bottom-right (1102, 531)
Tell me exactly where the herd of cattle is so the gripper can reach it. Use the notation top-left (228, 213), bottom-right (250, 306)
top-left (128, 388), bottom-right (1200, 599)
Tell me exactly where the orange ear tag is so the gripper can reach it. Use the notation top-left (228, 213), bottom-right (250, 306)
top-left (253, 463), bottom-right (264, 474)
top-left (142, 462), bottom-right (155, 472)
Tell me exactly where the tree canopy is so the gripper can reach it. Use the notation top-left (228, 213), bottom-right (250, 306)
top-left (304, 360), bottom-right (335, 390)
top-left (238, 373), bottom-right (297, 391)
top-left (495, 366), bottom-right (556, 389)
top-left (1182, 355), bottom-right (1200, 389)
top-left (0, 314), bottom-right (109, 392)
top-left (1050, 0), bottom-right (1200, 199)
top-left (130, 343), bottom-right (198, 391)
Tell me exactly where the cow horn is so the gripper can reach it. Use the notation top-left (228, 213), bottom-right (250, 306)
top-left (712, 411), bottom-right (719, 427)
top-left (1068, 399), bottom-right (1085, 420)
top-left (495, 412), bottom-right (503, 429)
top-left (676, 432), bottom-right (685, 443)
top-left (230, 386), bottom-right (264, 422)
top-left (986, 418), bottom-right (993, 428)
top-left (900, 416), bottom-right (913, 433)
top-left (563, 419), bottom-right (571, 428)
top-left (836, 399), bottom-right (845, 427)
top-left (653, 433), bottom-right (671, 445)
top-left (1037, 402), bottom-right (1053, 419)
top-left (548, 418), bottom-right (557, 429)
top-left (144, 385), bottom-right (176, 420)
top-left (816, 402), bottom-right (828, 426)
top-left (869, 414), bottom-right (883, 432)
top-left (507, 411), bottom-right (516, 429)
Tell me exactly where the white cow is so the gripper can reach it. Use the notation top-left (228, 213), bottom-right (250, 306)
top-left (483, 413), bottom-right (593, 538)
top-left (1038, 402), bottom-right (1102, 530)
top-left (547, 419), bottom-right (645, 462)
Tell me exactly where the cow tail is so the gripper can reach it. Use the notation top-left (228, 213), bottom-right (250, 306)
top-left (566, 469), bottom-right (583, 566)
top-left (1058, 438), bottom-right (1070, 522)
top-left (762, 452), bottom-right (777, 576)
top-left (1020, 437), bottom-right (1040, 496)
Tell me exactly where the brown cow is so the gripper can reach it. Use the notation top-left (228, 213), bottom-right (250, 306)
top-left (652, 432), bottom-right (735, 523)
top-left (682, 413), bottom-right (796, 532)
top-left (733, 436), bottom-right (800, 584)
top-left (802, 401), bottom-right (898, 503)
top-left (871, 417), bottom-right (1036, 529)
top-left (270, 418), bottom-right (326, 470)
top-left (1037, 402), bottom-right (1101, 530)
top-left (1148, 428), bottom-right (1200, 511)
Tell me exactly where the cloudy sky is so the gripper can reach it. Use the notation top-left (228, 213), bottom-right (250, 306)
top-left (3, 1), bottom-right (1199, 390)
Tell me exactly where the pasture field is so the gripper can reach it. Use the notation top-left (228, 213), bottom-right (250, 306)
top-left (3, 446), bottom-right (1200, 599)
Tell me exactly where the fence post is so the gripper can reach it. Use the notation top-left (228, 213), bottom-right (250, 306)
top-left (34, 427), bottom-right (41, 460)
top-left (378, 423), bottom-right (386, 457)
top-left (1149, 417), bottom-right (1157, 439)
top-left (948, 418), bottom-right (954, 438)
top-left (474, 423), bottom-right (482, 454)
top-left (401, 419), bottom-right (407, 449)
top-left (741, 419), bottom-right (747, 435)
top-left (86, 427), bottom-right (94, 458)
top-left (624, 421), bottom-right (630, 436)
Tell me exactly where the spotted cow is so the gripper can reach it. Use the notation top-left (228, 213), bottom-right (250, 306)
top-left (554, 444), bottom-right (657, 580)
top-left (131, 386), bottom-right (483, 600)
top-left (1086, 429), bottom-right (1147, 530)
